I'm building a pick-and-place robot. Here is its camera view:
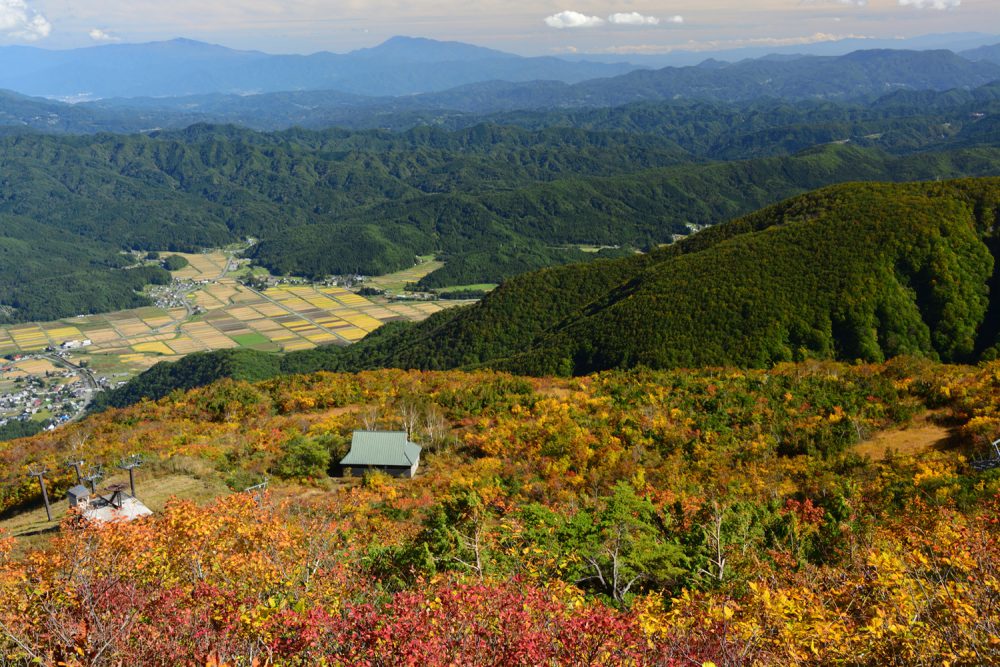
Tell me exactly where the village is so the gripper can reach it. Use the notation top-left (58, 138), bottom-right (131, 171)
top-left (0, 249), bottom-right (484, 445)
top-left (0, 349), bottom-right (109, 434)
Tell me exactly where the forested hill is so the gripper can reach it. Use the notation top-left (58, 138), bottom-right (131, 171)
top-left (302, 178), bottom-right (1000, 374)
top-left (6, 116), bottom-right (1000, 323)
top-left (0, 123), bottom-right (690, 323)
top-left (94, 178), bottom-right (1000, 410)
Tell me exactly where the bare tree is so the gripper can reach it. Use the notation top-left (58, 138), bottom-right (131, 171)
top-left (422, 405), bottom-right (451, 451)
top-left (397, 400), bottom-right (422, 440)
top-left (360, 405), bottom-right (380, 430)
top-left (698, 501), bottom-right (727, 584)
top-left (451, 520), bottom-right (486, 582)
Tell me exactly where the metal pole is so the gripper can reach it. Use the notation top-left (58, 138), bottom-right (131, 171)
top-left (118, 455), bottom-right (141, 498)
top-left (29, 470), bottom-right (52, 522)
top-left (66, 460), bottom-right (83, 484)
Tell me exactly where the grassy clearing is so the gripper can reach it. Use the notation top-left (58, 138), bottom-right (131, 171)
top-left (854, 414), bottom-right (960, 461)
top-left (231, 332), bottom-right (272, 348)
top-left (0, 469), bottom-right (231, 542)
top-left (434, 283), bottom-right (499, 294)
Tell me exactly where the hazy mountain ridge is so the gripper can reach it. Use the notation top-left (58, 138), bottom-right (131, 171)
top-left (82, 47), bottom-right (1000, 128)
top-left (0, 42), bottom-right (998, 137)
top-left (0, 36), bottom-right (640, 100)
top-left (961, 42), bottom-right (1000, 65)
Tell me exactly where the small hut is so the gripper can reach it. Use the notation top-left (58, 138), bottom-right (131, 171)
top-left (67, 484), bottom-right (91, 508)
top-left (339, 431), bottom-right (421, 478)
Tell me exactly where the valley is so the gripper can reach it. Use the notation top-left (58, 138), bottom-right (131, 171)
top-left (0, 249), bottom-right (471, 435)
top-left (1, 25), bottom-right (1000, 666)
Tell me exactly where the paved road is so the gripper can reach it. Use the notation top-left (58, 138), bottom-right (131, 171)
top-left (41, 353), bottom-right (100, 422)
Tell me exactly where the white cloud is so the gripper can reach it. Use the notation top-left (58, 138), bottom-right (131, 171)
top-left (666, 15), bottom-right (685, 24)
top-left (89, 28), bottom-right (119, 42)
top-left (544, 11), bottom-right (605, 29)
top-left (608, 12), bottom-right (660, 26)
top-left (898, 0), bottom-right (959, 8)
top-left (0, 0), bottom-right (51, 41)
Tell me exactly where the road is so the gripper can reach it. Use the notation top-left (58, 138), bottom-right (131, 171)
top-left (41, 353), bottom-right (100, 422)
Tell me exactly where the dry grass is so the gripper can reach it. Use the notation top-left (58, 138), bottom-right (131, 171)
top-left (854, 413), bottom-right (960, 461)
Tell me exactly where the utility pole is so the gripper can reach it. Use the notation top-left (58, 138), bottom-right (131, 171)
top-left (117, 455), bottom-right (142, 498)
top-left (65, 459), bottom-right (84, 484)
top-left (28, 468), bottom-right (52, 522)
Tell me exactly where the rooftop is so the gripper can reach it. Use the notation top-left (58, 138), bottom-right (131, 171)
top-left (340, 430), bottom-right (421, 468)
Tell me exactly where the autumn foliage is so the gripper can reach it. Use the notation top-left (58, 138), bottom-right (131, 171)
top-left (1, 360), bottom-right (1000, 664)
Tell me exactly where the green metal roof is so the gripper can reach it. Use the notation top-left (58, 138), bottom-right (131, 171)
top-left (340, 431), bottom-right (421, 468)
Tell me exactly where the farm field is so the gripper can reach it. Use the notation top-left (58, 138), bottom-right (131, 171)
top-left (0, 251), bottom-right (462, 378)
top-left (167, 251), bottom-right (229, 281)
top-left (363, 256), bottom-right (443, 292)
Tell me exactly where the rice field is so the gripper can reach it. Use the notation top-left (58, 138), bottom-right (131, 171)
top-left (363, 257), bottom-right (444, 292)
top-left (0, 269), bottom-right (461, 376)
top-left (167, 251), bottom-right (229, 281)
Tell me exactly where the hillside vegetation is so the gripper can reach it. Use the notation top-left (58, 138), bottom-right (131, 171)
top-left (97, 177), bottom-right (1000, 411)
top-left (3, 107), bottom-right (1000, 322)
top-left (3, 360), bottom-right (1000, 663)
top-left (339, 178), bottom-right (1000, 374)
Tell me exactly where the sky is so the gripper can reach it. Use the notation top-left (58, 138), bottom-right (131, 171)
top-left (0, 0), bottom-right (996, 55)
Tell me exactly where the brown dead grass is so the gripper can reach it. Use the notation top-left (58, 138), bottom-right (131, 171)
top-left (855, 413), bottom-right (961, 461)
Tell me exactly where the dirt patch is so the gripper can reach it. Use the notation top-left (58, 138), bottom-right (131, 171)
top-left (855, 416), bottom-right (960, 461)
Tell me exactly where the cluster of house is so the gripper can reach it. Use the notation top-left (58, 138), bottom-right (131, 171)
top-left (0, 362), bottom-right (92, 429)
top-left (150, 279), bottom-right (198, 310)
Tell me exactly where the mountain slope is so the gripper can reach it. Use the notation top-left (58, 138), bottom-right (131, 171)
top-left (93, 178), bottom-right (1000, 410)
top-left (8, 114), bottom-right (1000, 324)
top-left (303, 179), bottom-right (1000, 375)
top-left (506, 179), bottom-right (1000, 374)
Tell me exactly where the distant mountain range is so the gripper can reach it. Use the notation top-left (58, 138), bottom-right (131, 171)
top-left (564, 32), bottom-right (1000, 67)
top-left (80, 47), bottom-right (1000, 120)
top-left (402, 48), bottom-right (1000, 111)
top-left (0, 36), bottom-right (640, 100)
top-left (1, 35), bottom-right (998, 108)
top-left (963, 42), bottom-right (1000, 65)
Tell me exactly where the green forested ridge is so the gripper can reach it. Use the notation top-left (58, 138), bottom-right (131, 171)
top-left (0, 419), bottom-right (43, 442)
top-left (88, 349), bottom-right (283, 412)
top-left (251, 143), bottom-right (1000, 284)
top-left (94, 178), bottom-right (1000, 410)
top-left (463, 86), bottom-right (1000, 160)
top-left (0, 123), bottom-right (688, 322)
top-left (3, 107), bottom-right (1000, 321)
top-left (506, 178), bottom-right (1000, 374)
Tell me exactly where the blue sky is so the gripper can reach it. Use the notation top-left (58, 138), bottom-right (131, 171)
top-left (1, 0), bottom-right (995, 54)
